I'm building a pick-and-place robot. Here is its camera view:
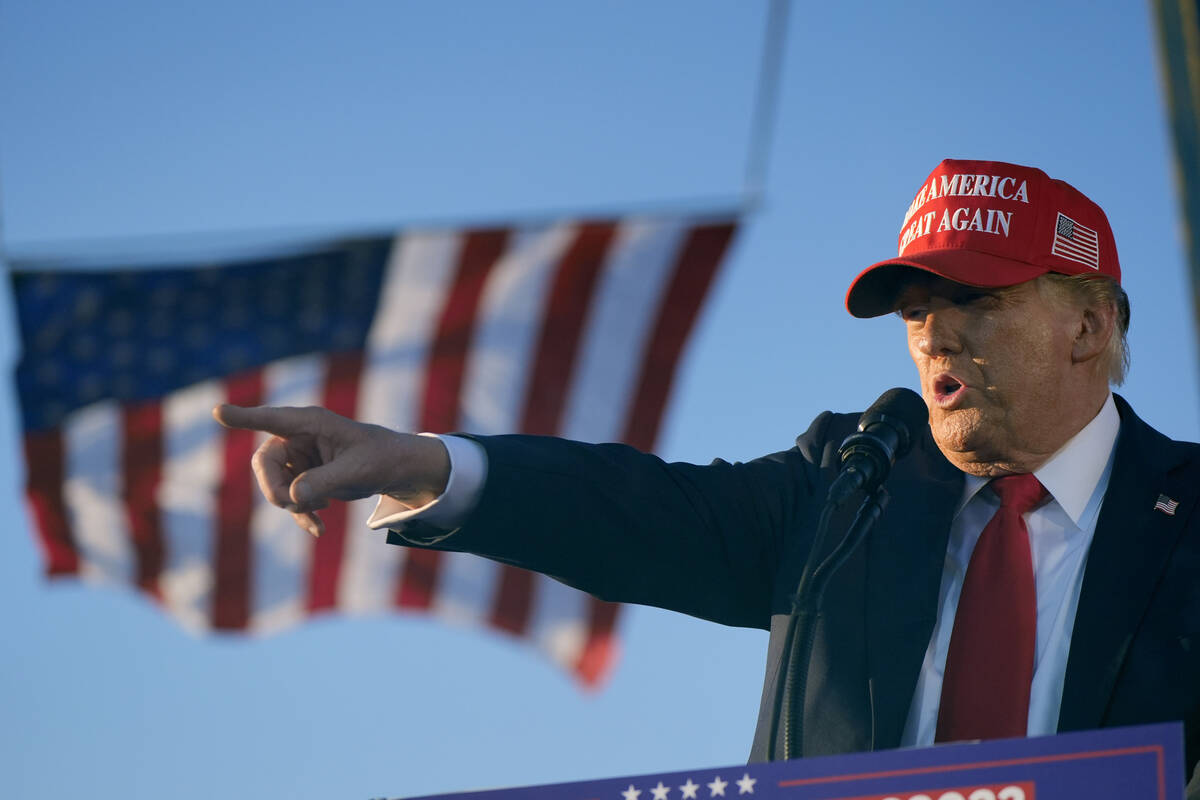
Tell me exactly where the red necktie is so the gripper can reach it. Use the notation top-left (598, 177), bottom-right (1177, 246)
top-left (936, 473), bottom-right (1046, 742)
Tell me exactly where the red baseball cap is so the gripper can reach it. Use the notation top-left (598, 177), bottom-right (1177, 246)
top-left (845, 159), bottom-right (1121, 317)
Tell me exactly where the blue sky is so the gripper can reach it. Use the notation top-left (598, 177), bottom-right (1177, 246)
top-left (1, 3), bottom-right (1195, 799)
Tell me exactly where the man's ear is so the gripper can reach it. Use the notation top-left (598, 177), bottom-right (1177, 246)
top-left (1071, 298), bottom-right (1117, 365)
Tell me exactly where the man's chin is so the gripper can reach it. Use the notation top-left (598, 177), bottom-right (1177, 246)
top-left (930, 411), bottom-right (996, 463)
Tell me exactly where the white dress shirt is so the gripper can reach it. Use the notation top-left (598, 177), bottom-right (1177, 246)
top-left (367, 432), bottom-right (488, 534)
top-left (901, 392), bottom-right (1120, 745)
top-left (368, 395), bottom-right (1122, 744)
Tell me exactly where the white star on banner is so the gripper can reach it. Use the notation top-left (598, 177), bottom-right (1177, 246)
top-left (650, 781), bottom-right (671, 800)
top-left (622, 784), bottom-right (642, 800)
top-left (735, 774), bottom-right (757, 795)
top-left (707, 776), bottom-right (728, 797)
top-left (679, 779), bottom-right (700, 800)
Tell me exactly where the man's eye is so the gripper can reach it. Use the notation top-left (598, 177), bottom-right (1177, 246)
top-left (899, 306), bottom-right (927, 321)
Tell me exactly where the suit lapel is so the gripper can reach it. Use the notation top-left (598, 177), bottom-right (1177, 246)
top-left (1057, 396), bottom-right (1194, 731)
top-left (865, 429), bottom-right (962, 749)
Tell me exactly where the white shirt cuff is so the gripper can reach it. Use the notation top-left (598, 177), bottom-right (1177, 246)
top-left (365, 433), bottom-right (488, 532)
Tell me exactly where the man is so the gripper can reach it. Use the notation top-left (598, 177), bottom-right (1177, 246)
top-left (214, 159), bottom-right (1200, 787)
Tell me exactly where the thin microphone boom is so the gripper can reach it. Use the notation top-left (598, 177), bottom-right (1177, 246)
top-left (769, 387), bottom-right (928, 761)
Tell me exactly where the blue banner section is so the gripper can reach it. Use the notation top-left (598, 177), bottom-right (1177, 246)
top-left (397, 724), bottom-right (1182, 800)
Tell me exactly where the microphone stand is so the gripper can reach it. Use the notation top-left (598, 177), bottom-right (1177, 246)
top-left (766, 487), bottom-right (889, 761)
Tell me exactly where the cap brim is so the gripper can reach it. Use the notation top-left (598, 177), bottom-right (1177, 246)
top-left (845, 249), bottom-right (1051, 318)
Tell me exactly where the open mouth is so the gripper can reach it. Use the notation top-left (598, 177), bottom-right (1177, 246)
top-left (933, 374), bottom-right (966, 404)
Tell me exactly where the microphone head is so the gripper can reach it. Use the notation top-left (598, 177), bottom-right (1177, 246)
top-left (857, 387), bottom-right (928, 458)
top-left (830, 387), bottom-right (928, 504)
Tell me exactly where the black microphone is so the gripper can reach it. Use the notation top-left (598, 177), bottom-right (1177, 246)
top-left (827, 388), bottom-right (928, 505)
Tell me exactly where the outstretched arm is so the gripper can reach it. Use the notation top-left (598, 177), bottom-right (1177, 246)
top-left (212, 404), bottom-right (450, 537)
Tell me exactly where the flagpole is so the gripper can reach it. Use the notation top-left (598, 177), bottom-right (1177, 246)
top-left (742, 0), bottom-right (791, 210)
top-left (6, 193), bottom-right (748, 269)
top-left (1153, 0), bottom-right (1200, 403)
top-left (9, 4), bottom-right (787, 270)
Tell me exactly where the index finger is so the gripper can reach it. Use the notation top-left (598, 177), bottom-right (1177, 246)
top-left (212, 404), bottom-right (321, 437)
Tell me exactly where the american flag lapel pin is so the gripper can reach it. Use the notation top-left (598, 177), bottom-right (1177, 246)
top-left (1154, 494), bottom-right (1180, 516)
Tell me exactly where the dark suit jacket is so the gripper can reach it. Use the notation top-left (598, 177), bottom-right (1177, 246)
top-left (387, 394), bottom-right (1200, 788)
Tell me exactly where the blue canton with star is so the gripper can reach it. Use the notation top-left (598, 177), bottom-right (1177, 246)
top-left (12, 238), bottom-right (392, 431)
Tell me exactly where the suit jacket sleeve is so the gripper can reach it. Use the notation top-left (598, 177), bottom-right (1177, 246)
top-left (386, 410), bottom-right (859, 630)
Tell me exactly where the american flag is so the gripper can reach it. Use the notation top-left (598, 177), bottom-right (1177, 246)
top-left (1154, 493), bottom-right (1180, 516)
top-left (13, 215), bottom-right (738, 687)
top-left (1051, 212), bottom-right (1100, 270)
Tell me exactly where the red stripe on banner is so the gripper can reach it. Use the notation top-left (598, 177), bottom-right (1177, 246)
top-left (307, 352), bottom-right (365, 613)
top-left (490, 222), bottom-right (618, 635)
top-left (397, 229), bottom-right (510, 610)
top-left (420, 229), bottom-right (510, 433)
top-left (23, 429), bottom-right (78, 576)
top-left (576, 598), bottom-right (620, 688)
top-left (518, 221), bottom-right (618, 434)
top-left (122, 401), bottom-right (166, 597)
top-left (212, 369), bottom-right (264, 630)
top-left (490, 568), bottom-right (534, 635)
top-left (395, 553), bottom-right (443, 611)
top-left (622, 222), bottom-right (737, 451)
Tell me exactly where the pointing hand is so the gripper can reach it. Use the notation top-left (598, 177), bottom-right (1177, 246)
top-left (212, 404), bottom-right (450, 537)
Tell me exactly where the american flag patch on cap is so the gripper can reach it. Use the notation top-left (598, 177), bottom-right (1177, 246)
top-left (1154, 494), bottom-right (1180, 515)
top-left (1051, 212), bottom-right (1100, 270)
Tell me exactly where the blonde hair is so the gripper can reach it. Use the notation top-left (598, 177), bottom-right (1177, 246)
top-left (1039, 273), bottom-right (1131, 385)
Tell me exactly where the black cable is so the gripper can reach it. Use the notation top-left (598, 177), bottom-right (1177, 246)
top-left (769, 488), bottom-right (888, 761)
top-left (765, 499), bottom-right (835, 760)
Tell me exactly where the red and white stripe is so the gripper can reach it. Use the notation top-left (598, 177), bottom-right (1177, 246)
top-left (20, 216), bottom-right (737, 687)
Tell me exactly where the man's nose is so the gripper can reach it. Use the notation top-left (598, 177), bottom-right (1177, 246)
top-left (913, 309), bottom-right (964, 356)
